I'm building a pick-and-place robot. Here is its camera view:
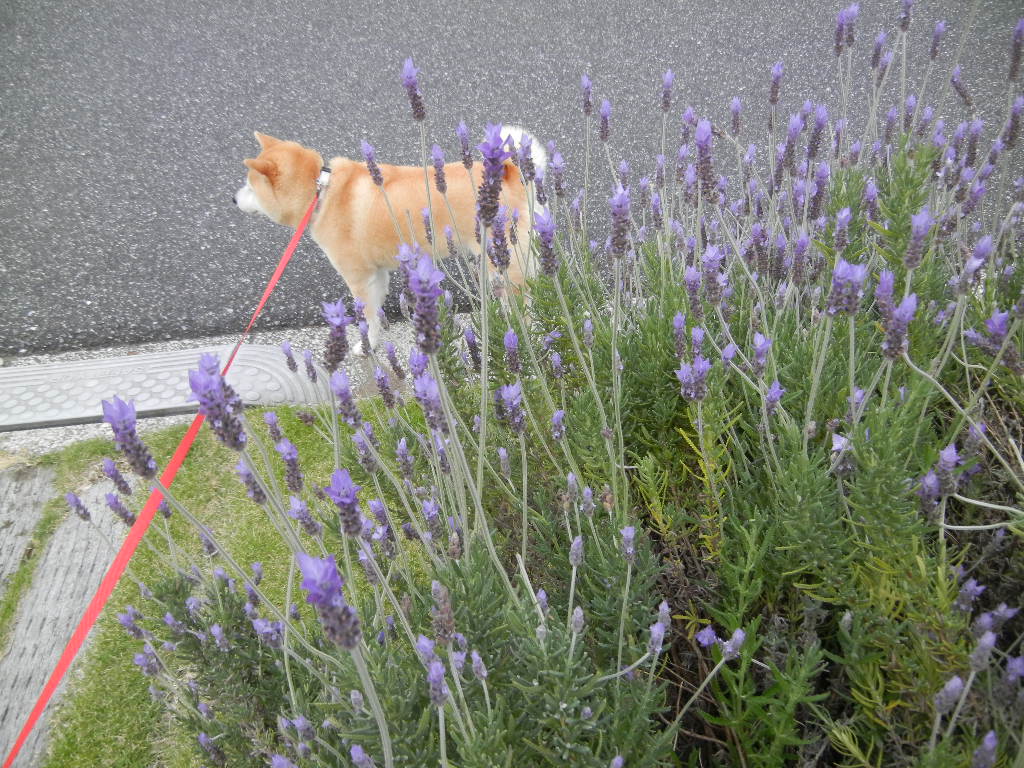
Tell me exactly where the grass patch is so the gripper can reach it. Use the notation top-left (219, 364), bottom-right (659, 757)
top-left (41, 408), bottom-right (328, 768)
top-left (0, 439), bottom-right (111, 652)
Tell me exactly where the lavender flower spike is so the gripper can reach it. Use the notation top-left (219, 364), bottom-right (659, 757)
top-left (609, 184), bottom-right (630, 258)
top-left (661, 69), bottom-right (674, 112)
top-left (360, 140), bottom-right (384, 187)
top-left (882, 293), bottom-right (917, 359)
top-left (620, 525), bottom-right (637, 563)
top-left (325, 468), bottom-right (362, 537)
top-left (101, 396), bottom-right (157, 477)
top-left (905, 206), bottom-right (933, 269)
top-left (66, 492), bottom-right (91, 521)
top-left (534, 206), bottom-right (558, 276)
top-left (826, 259), bottom-right (868, 316)
top-left (599, 99), bottom-right (612, 141)
top-left (768, 61), bottom-right (784, 106)
top-left (430, 143), bottom-right (447, 194)
top-left (297, 552), bottom-right (361, 649)
top-left (401, 57), bottom-right (425, 121)
top-left (409, 251), bottom-right (445, 354)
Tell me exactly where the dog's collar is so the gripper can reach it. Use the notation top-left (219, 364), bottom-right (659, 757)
top-left (315, 164), bottom-right (332, 194)
top-left (313, 164), bottom-right (331, 217)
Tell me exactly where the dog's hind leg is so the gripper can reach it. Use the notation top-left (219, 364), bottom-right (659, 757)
top-left (361, 267), bottom-right (392, 349)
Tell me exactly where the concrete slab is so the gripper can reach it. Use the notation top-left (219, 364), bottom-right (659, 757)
top-left (0, 344), bottom-right (319, 432)
top-left (0, 476), bottom-right (122, 767)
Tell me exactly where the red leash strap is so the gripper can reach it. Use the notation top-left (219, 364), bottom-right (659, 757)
top-left (3, 195), bottom-right (318, 768)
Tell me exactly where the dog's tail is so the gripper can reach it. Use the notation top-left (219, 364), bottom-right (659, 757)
top-left (500, 125), bottom-right (546, 279)
top-left (500, 125), bottom-right (548, 173)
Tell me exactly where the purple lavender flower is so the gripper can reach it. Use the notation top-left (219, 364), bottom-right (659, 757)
top-left (427, 659), bottom-right (449, 706)
top-left (1006, 656), bottom-right (1024, 684)
top-left (288, 496), bottom-right (321, 537)
top-left (931, 20), bottom-right (946, 60)
top-left (695, 119), bottom-right (715, 196)
top-left (904, 206), bottom-right (933, 269)
top-left (350, 745), bottom-right (376, 768)
top-left (648, 621), bottom-right (667, 656)
top-left (412, 372), bottom-right (447, 434)
top-left (118, 605), bottom-right (145, 638)
top-left (609, 185), bottom-right (630, 257)
top-left (676, 356), bottom-right (712, 401)
top-left (495, 381), bottom-right (525, 434)
top-left (321, 298), bottom-right (352, 372)
top-left (834, 207), bottom-right (852, 253)
top-left (765, 380), bottom-right (785, 416)
top-left (105, 491), bottom-right (135, 526)
top-left (826, 259), bottom-right (868, 316)
top-left (970, 630), bottom-right (997, 671)
top-left (409, 252), bottom-right (445, 354)
top-left (673, 312), bottom-right (687, 359)
top-left (298, 552), bottom-right (361, 649)
top-left (934, 675), bottom-right (963, 714)
top-left (882, 293), bottom-right (917, 359)
top-left (235, 459), bottom-right (266, 504)
top-left (430, 143), bottom-right (447, 194)
top-left (476, 123), bottom-right (513, 226)
top-left (66, 491), bottom-right (90, 521)
top-left (281, 341), bottom-right (298, 373)
top-left (252, 618), bottom-right (283, 648)
top-left (954, 578), bottom-right (986, 612)
top-left (620, 525), bottom-right (636, 563)
top-left (330, 369), bottom-right (362, 427)
top-left (454, 121), bottom-right (473, 170)
top-left (275, 438), bottom-right (304, 493)
top-left (101, 457), bottom-right (132, 496)
top-left (768, 61), bottom-right (784, 106)
top-left (661, 69), bottom-right (674, 112)
top-left (721, 628), bottom-right (746, 660)
top-left (599, 99), bottom-right (611, 141)
top-left (569, 534), bottom-right (584, 568)
top-left (401, 57), bottom-right (425, 121)
top-left (360, 140), bottom-right (384, 186)
top-left (897, 0), bottom-right (912, 32)
top-left (101, 396), bottom-right (157, 477)
top-left (189, 355), bottom-right (248, 451)
top-left (209, 623), bottom-right (230, 651)
top-left (580, 74), bottom-right (593, 116)
top-left (951, 66), bottom-right (973, 109)
top-left (325, 468), bottom-right (362, 537)
top-left (471, 649), bottom-right (488, 680)
top-left (972, 731), bottom-right (997, 768)
top-left (730, 97), bottom-right (742, 137)
top-left (552, 410), bottom-right (566, 440)
top-left (533, 206), bottom-right (558, 276)
top-left (753, 333), bottom-right (772, 375)
top-left (552, 153), bottom-right (569, 198)
top-left (133, 642), bottom-right (160, 677)
top-left (696, 625), bottom-right (719, 647)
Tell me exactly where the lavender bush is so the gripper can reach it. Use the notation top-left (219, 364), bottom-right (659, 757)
top-left (80, 6), bottom-right (1024, 765)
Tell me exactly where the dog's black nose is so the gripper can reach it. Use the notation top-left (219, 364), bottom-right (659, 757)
top-left (232, 194), bottom-right (237, 205)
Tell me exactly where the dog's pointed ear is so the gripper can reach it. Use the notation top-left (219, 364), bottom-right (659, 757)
top-left (254, 131), bottom-right (281, 149)
top-left (244, 157), bottom-right (276, 178)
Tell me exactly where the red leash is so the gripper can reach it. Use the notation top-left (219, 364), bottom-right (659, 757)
top-left (3, 194), bottom-right (319, 768)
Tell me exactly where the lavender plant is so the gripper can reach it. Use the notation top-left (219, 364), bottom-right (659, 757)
top-left (74, 6), bottom-right (1024, 767)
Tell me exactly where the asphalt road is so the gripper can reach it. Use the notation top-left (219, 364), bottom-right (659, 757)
top-left (1, 0), bottom-right (1020, 356)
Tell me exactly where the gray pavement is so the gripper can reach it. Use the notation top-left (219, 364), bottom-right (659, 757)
top-left (1, 0), bottom-right (1021, 357)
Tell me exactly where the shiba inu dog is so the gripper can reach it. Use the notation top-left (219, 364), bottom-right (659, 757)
top-left (234, 126), bottom-right (545, 349)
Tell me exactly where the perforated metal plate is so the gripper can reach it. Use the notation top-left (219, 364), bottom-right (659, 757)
top-left (0, 345), bottom-right (319, 432)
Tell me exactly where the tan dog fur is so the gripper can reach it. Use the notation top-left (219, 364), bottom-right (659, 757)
top-left (236, 131), bottom-right (536, 349)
